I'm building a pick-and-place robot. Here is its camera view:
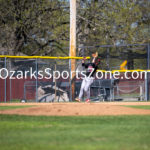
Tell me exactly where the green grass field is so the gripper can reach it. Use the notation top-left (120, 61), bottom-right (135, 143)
top-left (0, 105), bottom-right (34, 110)
top-left (124, 105), bottom-right (150, 110)
top-left (0, 114), bottom-right (150, 150)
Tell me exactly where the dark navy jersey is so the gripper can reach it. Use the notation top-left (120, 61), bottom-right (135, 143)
top-left (82, 63), bottom-right (98, 77)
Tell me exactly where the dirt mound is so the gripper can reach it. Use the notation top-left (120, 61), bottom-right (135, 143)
top-left (0, 102), bottom-right (150, 116)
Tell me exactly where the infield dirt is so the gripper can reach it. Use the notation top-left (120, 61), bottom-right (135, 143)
top-left (1, 102), bottom-right (150, 116)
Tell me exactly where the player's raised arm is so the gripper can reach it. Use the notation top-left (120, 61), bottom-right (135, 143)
top-left (92, 52), bottom-right (98, 63)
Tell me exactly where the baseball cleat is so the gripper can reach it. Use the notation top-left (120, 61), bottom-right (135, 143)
top-left (75, 98), bottom-right (81, 102)
top-left (85, 99), bottom-right (90, 103)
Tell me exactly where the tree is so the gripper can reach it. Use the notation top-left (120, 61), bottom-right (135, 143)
top-left (0, 0), bottom-right (149, 70)
top-left (0, 0), bottom-right (69, 56)
top-left (77, 0), bottom-right (150, 45)
top-left (76, 0), bottom-right (150, 69)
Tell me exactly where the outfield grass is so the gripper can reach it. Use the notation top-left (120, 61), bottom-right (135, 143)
top-left (0, 115), bottom-right (150, 150)
top-left (123, 105), bottom-right (150, 110)
top-left (0, 105), bottom-right (35, 110)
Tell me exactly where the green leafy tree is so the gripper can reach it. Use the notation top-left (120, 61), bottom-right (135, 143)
top-left (77, 0), bottom-right (150, 69)
top-left (0, 0), bottom-right (69, 56)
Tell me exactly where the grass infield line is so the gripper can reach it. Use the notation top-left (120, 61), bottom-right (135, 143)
top-left (0, 105), bottom-right (35, 110)
top-left (122, 105), bottom-right (150, 110)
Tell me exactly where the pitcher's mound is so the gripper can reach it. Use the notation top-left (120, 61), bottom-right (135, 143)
top-left (1, 102), bottom-right (150, 116)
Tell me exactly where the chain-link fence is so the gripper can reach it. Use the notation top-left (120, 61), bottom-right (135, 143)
top-left (82, 43), bottom-right (150, 102)
top-left (0, 57), bottom-right (72, 102)
top-left (0, 43), bottom-right (150, 102)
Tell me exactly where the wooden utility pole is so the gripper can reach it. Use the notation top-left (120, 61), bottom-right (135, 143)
top-left (69, 0), bottom-right (76, 101)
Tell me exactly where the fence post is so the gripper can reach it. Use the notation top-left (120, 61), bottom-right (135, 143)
top-left (54, 63), bottom-right (57, 102)
top-left (146, 43), bottom-right (150, 101)
top-left (9, 59), bottom-right (11, 102)
top-left (4, 57), bottom-right (7, 103)
top-left (24, 84), bottom-right (26, 100)
top-left (140, 85), bottom-right (143, 101)
top-left (145, 73), bottom-right (148, 101)
top-left (35, 58), bottom-right (38, 102)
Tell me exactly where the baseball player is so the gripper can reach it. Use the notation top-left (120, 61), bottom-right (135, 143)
top-left (75, 52), bottom-right (100, 102)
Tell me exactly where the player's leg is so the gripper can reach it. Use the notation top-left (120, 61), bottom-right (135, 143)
top-left (75, 78), bottom-right (86, 101)
top-left (78, 78), bottom-right (86, 99)
top-left (84, 78), bottom-right (94, 102)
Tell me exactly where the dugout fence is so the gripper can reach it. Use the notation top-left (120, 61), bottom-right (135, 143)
top-left (0, 43), bottom-right (150, 102)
